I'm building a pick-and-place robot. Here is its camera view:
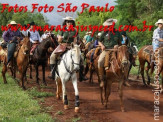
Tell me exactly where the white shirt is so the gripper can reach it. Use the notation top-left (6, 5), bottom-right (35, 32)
top-left (28, 29), bottom-right (41, 43)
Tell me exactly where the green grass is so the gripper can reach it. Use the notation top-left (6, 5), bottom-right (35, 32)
top-left (72, 117), bottom-right (81, 122)
top-left (0, 67), bottom-right (54, 122)
top-left (55, 111), bottom-right (63, 115)
top-left (27, 87), bottom-right (54, 98)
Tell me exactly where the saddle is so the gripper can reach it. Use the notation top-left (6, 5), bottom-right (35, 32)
top-left (53, 44), bottom-right (67, 54)
top-left (86, 47), bottom-right (101, 60)
top-left (104, 50), bottom-right (117, 70)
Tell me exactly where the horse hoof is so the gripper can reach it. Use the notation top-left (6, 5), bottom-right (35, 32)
top-left (121, 108), bottom-right (125, 112)
top-left (56, 95), bottom-right (60, 100)
top-left (75, 107), bottom-right (79, 113)
top-left (64, 105), bottom-right (68, 110)
top-left (124, 82), bottom-right (131, 87)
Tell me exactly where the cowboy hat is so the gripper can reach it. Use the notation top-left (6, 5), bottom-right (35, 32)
top-left (155, 19), bottom-right (163, 26)
top-left (103, 18), bottom-right (117, 26)
top-left (87, 31), bottom-right (92, 34)
top-left (63, 16), bottom-right (75, 21)
top-left (9, 21), bottom-right (17, 25)
top-left (98, 32), bottom-right (102, 37)
top-left (30, 22), bottom-right (35, 26)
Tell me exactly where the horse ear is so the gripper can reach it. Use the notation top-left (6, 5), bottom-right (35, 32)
top-left (71, 43), bottom-right (74, 48)
top-left (21, 32), bottom-right (25, 38)
top-left (28, 31), bottom-right (30, 38)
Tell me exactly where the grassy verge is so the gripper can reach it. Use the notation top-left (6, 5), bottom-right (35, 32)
top-left (0, 67), bottom-right (54, 122)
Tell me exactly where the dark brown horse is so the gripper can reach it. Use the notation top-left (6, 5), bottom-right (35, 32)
top-left (29, 35), bottom-right (58, 85)
top-left (138, 45), bottom-right (153, 85)
top-left (103, 45), bottom-right (130, 112)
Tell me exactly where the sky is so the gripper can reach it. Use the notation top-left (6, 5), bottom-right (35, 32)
top-left (0, 0), bottom-right (116, 25)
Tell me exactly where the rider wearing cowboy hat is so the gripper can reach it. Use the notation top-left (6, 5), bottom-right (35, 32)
top-left (98, 18), bottom-right (122, 87)
top-left (151, 19), bottom-right (163, 67)
top-left (49, 16), bottom-right (78, 80)
top-left (28, 22), bottom-right (41, 55)
top-left (152, 19), bottom-right (163, 51)
top-left (2, 21), bottom-right (23, 65)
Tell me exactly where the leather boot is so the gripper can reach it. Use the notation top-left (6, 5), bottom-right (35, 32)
top-left (98, 67), bottom-right (105, 87)
top-left (48, 64), bottom-right (55, 80)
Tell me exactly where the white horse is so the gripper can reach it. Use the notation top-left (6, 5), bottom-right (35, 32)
top-left (55, 43), bottom-right (81, 112)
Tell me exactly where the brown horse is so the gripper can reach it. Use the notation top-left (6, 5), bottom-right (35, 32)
top-left (138, 45), bottom-right (153, 85)
top-left (151, 47), bottom-right (163, 93)
top-left (102, 45), bottom-right (130, 112)
top-left (16, 33), bottom-right (30, 89)
top-left (1, 33), bottom-right (30, 89)
top-left (85, 47), bottom-right (102, 83)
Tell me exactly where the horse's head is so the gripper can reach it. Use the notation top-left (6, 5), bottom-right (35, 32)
top-left (116, 45), bottom-right (130, 71)
top-left (42, 35), bottom-right (58, 53)
top-left (21, 32), bottom-right (30, 55)
top-left (70, 43), bottom-right (81, 71)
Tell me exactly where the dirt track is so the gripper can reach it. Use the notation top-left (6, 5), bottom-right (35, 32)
top-left (15, 67), bottom-right (163, 122)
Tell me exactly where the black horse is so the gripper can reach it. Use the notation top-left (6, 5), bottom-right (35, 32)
top-left (29, 34), bottom-right (58, 85)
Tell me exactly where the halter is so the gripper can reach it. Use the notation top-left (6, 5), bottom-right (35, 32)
top-left (61, 47), bottom-right (80, 75)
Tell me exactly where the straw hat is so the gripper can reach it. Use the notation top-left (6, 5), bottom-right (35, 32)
top-left (103, 18), bottom-right (117, 26)
top-left (155, 19), bottom-right (163, 26)
top-left (87, 31), bottom-right (92, 34)
top-left (98, 32), bottom-right (102, 37)
top-left (63, 16), bottom-right (75, 21)
top-left (9, 21), bottom-right (17, 25)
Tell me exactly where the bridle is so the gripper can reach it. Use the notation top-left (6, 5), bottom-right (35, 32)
top-left (61, 47), bottom-right (80, 75)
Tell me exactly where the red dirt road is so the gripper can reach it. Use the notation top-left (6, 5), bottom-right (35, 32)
top-left (16, 68), bottom-right (163, 122)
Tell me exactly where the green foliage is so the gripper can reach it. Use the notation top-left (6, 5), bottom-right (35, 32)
top-left (76, 0), bottom-right (163, 48)
top-left (0, 3), bottom-right (14, 35)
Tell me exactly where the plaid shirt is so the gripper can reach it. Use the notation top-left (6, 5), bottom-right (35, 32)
top-left (153, 27), bottom-right (163, 43)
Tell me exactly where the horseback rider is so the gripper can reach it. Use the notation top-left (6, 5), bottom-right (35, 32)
top-left (28, 22), bottom-right (41, 55)
top-left (151, 19), bottom-right (163, 67)
top-left (48, 16), bottom-right (78, 80)
top-left (121, 31), bottom-right (129, 46)
top-left (97, 18), bottom-right (122, 87)
top-left (2, 21), bottom-right (23, 65)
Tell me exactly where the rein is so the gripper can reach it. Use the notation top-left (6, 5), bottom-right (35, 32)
top-left (61, 48), bottom-right (80, 75)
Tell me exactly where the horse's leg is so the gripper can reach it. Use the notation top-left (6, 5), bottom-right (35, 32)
top-left (137, 65), bottom-right (140, 79)
top-left (146, 63), bottom-right (151, 85)
top-left (20, 72), bottom-right (26, 90)
top-left (84, 62), bottom-right (89, 76)
top-left (62, 80), bottom-right (68, 110)
top-left (56, 78), bottom-right (62, 99)
top-left (161, 71), bottom-right (163, 93)
top-left (29, 64), bottom-right (32, 79)
top-left (35, 65), bottom-right (39, 84)
top-left (42, 64), bottom-right (47, 86)
top-left (119, 80), bottom-right (125, 112)
top-left (127, 63), bottom-right (132, 79)
top-left (140, 60), bottom-right (147, 85)
top-left (2, 64), bottom-right (7, 84)
top-left (89, 68), bottom-right (93, 83)
top-left (71, 73), bottom-right (80, 112)
top-left (104, 79), bottom-right (112, 109)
